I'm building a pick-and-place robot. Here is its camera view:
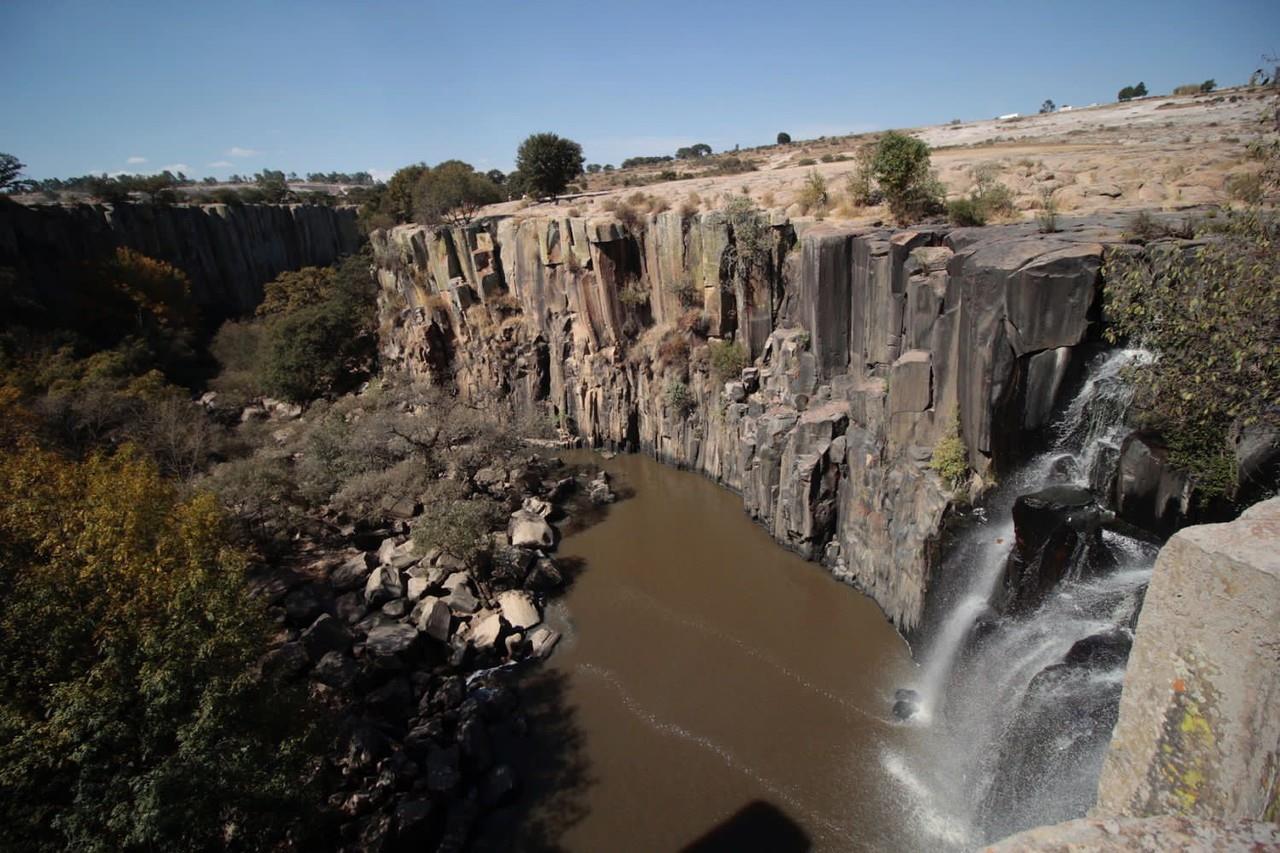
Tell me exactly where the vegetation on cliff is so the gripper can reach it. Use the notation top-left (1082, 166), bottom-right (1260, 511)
top-left (1103, 131), bottom-right (1279, 499)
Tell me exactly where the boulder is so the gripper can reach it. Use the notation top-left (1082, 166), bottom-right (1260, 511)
top-left (301, 613), bottom-right (353, 660)
top-left (364, 566), bottom-right (404, 607)
top-left (508, 509), bottom-right (555, 549)
top-left (312, 650), bottom-right (357, 690)
top-left (489, 545), bottom-right (535, 589)
top-left (586, 474), bottom-right (615, 505)
top-left (443, 584), bottom-right (479, 615)
top-left (1000, 485), bottom-right (1111, 613)
top-left (481, 764), bottom-right (519, 808)
top-left (1095, 497), bottom-right (1280, 821)
top-left (364, 623), bottom-right (419, 668)
top-left (496, 590), bottom-right (540, 630)
top-left (527, 625), bottom-right (561, 659)
top-left (524, 555), bottom-right (564, 591)
top-left (329, 552), bottom-right (373, 592)
top-left (1114, 432), bottom-right (1191, 537)
top-left (983, 816), bottom-right (1280, 851)
top-left (425, 746), bottom-right (461, 794)
top-left (470, 611), bottom-right (503, 650)
top-left (262, 641), bottom-right (309, 680)
top-left (282, 583), bottom-right (329, 626)
top-left (522, 496), bottom-right (553, 518)
top-left (414, 596), bottom-right (452, 643)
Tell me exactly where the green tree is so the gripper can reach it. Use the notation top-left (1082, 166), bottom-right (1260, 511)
top-left (258, 254), bottom-right (377, 402)
top-left (776, 132), bottom-right (791, 145)
top-left (871, 131), bottom-right (942, 224)
top-left (0, 441), bottom-right (325, 852)
top-left (0, 153), bottom-right (25, 191)
top-left (383, 163), bottom-right (428, 223)
top-left (1200, 79), bottom-right (1216, 93)
top-left (514, 132), bottom-right (584, 197)
top-left (413, 160), bottom-right (501, 225)
top-left (1040, 99), bottom-right (1056, 114)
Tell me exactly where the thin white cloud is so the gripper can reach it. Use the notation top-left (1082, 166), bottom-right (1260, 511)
top-left (161, 163), bottom-right (190, 173)
top-left (126, 156), bottom-right (148, 165)
top-left (226, 146), bottom-right (261, 158)
top-left (207, 160), bottom-right (234, 168)
top-left (368, 168), bottom-right (395, 182)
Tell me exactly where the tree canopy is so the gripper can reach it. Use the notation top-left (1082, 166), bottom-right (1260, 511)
top-left (412, 160), bottom-right (501, 225)
top-left (514, 132), bottom-right (584, 197)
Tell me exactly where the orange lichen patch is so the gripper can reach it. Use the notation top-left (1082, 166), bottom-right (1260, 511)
top-left (1173, 678), bottom-right (1187, 693)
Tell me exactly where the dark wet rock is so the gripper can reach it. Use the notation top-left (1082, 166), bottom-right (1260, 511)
top-left (429, 675), bottom-right (465, 714)
top-left (313, 650), bottom-right (358, 690)
top-left (282, 582), bottom-right (330, 627)
top-left (457, 717), bottom-right (493, 773)
top-left (381, 598), bottom-right (407, 619)
top-left (405, 717), bottom-right (448, 754)
top-left (480, 764), bottom-right (519, 808)
top-left (365, 676), bottom-right (413, 719)
top-left (488, 544), bottom-right (534, 589)
top-left (1000, 485), bottom-right (1112, 613)
top-left (262, 641), bottom-right (310, 681)
top-left (892, 699), bottom-right (918, 721)
top-left (393, 796), bottom-right (436, 847)
top-left (524, 555), bottom-right (563, 591)
top-left (301, 613), bottom-right (353, 660)
top-left (425, 745), bottom-right (461, 794)
top-left (335, 590), bottom-right (367, 625)
top-left (894, 688), bottom-right (921, 704)
top-left (347, 724), bottom-right (391, 773)
top-left (1114, 432), bottom-right (1192, 537)
top-left (1063, 630), bottom-right (1132, 669)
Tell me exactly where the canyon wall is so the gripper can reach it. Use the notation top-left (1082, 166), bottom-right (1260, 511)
top-left (371, 211), bottom-right (1126, 631)
top-left (0, 200), bottom-right (361, 315)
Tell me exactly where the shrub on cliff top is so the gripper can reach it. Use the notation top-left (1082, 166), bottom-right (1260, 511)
top-left (872, 132), bottom-right (943, 224)
top-left (412, 160), bottom-right (501, 226)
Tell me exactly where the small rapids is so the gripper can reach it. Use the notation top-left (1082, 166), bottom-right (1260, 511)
top-left (886, 349), bottom-right (1157, 848)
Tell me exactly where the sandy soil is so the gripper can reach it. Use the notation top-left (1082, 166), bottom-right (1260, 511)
top-left (491, 86), bottom-right (1275, 225)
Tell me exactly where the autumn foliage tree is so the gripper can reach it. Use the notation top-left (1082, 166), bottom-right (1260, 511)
top-left (0, 440), bottom-right (326, 851)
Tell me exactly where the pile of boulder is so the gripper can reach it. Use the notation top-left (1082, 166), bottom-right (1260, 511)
top-left (254, 454), bottom-right (617, 851)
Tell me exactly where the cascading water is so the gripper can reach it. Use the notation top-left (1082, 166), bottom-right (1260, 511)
top-left (884, 348), bottom-right (1158, 849)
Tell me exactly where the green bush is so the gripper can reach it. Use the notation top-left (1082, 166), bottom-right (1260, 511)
top-left (411, 480), bottom-right (502, 562)
top-left (256, 255), bottom-right (377, 403)
top-left (1036, 187), bottom-right (1059, 233)
top-left (948, 164), bottom-right (1016, 226)
top-left (776, 132), bottom-right (791, 145)
top-left (664, 380), bottom-right (696, 416)
top-left (0, 444), bottom-right (323, 852)
top-left (708, 340), bottom-right (748, 382)
top-left (872, 132), bottom-right (943, 224)
top-left (796, 169), bottom-right (829, 214)
top-left (515, 132), bottom-right (585, 197)
top-left (929, 415), bottom-right (970, 489)
top-left (1103, 207), bottom-right (1280, 498)
top-left (412, 160), bottom-right (501, 225)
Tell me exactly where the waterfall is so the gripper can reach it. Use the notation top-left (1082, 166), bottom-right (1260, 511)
top-left (885, 348), bottom-right (1157, 848)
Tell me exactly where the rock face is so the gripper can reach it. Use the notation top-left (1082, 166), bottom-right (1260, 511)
top-left (0, 201), bottom-right (360, 315)
top-left (1000, 485), bottom-right (1112, 613)
top-left (983, 815), bottom-right (1280, 851)
top-left (1094, 497), bottom-right (1280, 821)
top-left (371, 214), bottom-right (1127, 630)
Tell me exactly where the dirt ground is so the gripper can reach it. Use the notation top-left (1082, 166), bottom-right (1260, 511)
top-left (492, 86), bottom-right (1276, 225)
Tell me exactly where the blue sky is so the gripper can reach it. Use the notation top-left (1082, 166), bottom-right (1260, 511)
top-left (2, 0), bottom-right (1276, 181)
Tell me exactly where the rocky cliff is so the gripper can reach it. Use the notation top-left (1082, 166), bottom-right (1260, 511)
top-left (1095, 496), bottom-right (1280, 822)
top-left (0, 200), bottom-right (361, 315)
top-left (370, 211), bottom-right (1136, 631)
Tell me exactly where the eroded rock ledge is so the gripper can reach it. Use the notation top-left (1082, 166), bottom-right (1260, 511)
top-left (371, 211), bottom-right (1134, 631)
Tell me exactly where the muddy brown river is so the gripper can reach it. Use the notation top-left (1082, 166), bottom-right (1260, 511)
top-left (476, 451), bottom-right (928, 852)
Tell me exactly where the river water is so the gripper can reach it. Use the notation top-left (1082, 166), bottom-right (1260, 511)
top-left (478, 451), bottom-right (924, 852)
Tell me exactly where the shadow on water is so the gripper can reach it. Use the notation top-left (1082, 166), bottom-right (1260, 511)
top-left (680, 801), bottom-right (812, 853)
top-left (470, 657), bottom-right (594, 852)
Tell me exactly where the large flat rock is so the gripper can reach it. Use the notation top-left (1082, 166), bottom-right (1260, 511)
top-left (1094, 497), bottom-right (1280, 820)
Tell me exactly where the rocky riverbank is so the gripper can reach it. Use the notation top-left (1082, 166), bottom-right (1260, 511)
top-left (250, 451), bottom-right (615, 851)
